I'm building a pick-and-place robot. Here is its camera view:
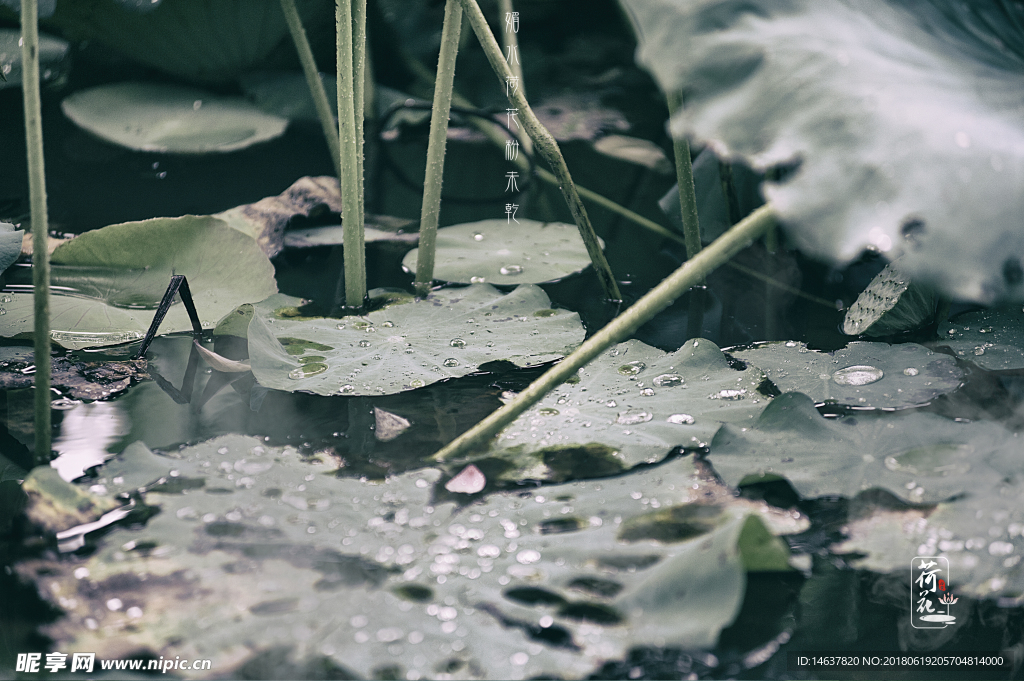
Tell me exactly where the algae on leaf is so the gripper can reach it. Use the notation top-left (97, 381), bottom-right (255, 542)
top-left (246, 284), bottom-right (584, 396)
top-left (402, 219), bottom-right (598, 285)
top-left (707, 392), bottom-right (1019, 504)
top-left (0, 216), bottom-right (277, 350)
top-left (19, 435), bottom-right (802, 679)
top-left (621, 0), bottom-right (1024, 303)
top-left (731, 341), bottom-right (961, 409)
top-left (473, 338), bottom-right (769, 482)
top-left (62, 83), bottom-right (288, 153)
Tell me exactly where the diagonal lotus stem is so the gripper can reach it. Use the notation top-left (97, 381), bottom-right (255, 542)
top-left (457, 0), bottom-right (621, 302)
top-left (134, 275), bottom-right (204, 360)
top-left (432, 204), bottom-right (777, 462)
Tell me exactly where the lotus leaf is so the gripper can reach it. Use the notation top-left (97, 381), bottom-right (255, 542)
top-left (0, 216), bottom-right (277, 350)
top-left (843, 258), bottom-right (937, 336)
top-left (730, 341), bottom-right (961, 409)
top-left (239, 70), bottom-right (338, 122)
top-left (472, 338), bottom-right (769, 482)
top-left (62, 82), bottom-right (288, 153)
top-left (246, 284), bottom-right (584, 396)
top-left (593, 135), bottom-right (673, 174)
top-left (402, 219), bottom-right (597, 285)
top-left (0, 221), bottom-right (23, 275)
top-left (707, 392), bottom-right (1020, 504)
top-left (938, 306), bottom-right (1024, 371)
top-left (20, 434), bottom-right (802, 679)
top-left (621, 0), bottom-right (1024, 303)
top-left (0, 28), bottom-right (67, 88)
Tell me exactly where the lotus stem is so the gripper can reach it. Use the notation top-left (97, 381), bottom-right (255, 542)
top-left (433, 204), bottom-right (777, 462)
top-left (353, 0), bottom-right (366, 236)
top-left (22, 0), bottom-right (51, 466)
top-left (280, 0), bottom-right (341, 180)
top-left (457, 0), bottom-right (621, 302)
top-left (415, 0), bottom-right (462, 297)
top-left (337, 0), bottom-right (366, 308)
top-left (666, 92), bottom-right (705, 338)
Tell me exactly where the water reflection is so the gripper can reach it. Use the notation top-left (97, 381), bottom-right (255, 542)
top-left (51, 401), bottom-right (130, 481)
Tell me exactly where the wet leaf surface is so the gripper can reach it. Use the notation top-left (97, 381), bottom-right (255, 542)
top-left (402, 219), bottom-right (596, 286)
top-left (247, 284), bottom-right (584, 396)
top-left (0, 28), bottom-right (68, 89)
top-left (19, 434), bottom-right (803, 679)
top-left (731, 341), bottom-right (962, 409)
top-left (938, 306), bottom-right (1024, 371)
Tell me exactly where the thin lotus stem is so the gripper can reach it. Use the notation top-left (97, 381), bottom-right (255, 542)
top-left (22, 0), bottom-right (51, 466)
top-left (497, 0), bottom-right (530, 155)
top-left (280, 0), bottom-right (341, 179)
top-left (415, 0), bottom-right (462, 297)
top-left (666, 92), bottom-right (702, 267)
top-left (337, 0), bottom-right (366, 308)
top-left (433, 204), bottom-right (777, 462)
top-left (353, 0), bottom-right (366, 237)
top-left (457, 0), bottom-right (621, 302)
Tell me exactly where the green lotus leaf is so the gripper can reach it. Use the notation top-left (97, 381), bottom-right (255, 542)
top-left (62, 82), bottom-right (288, 153)
top-left (843, 258), bottom-right (937, 336)
top-left (247, 284), bottom-right (584, 396)
top-left (402, 219), bottom-right (597, 285)
top-left (0, 28), bottom-right (68, 89)
top-left (472, 338), bottom-right (769, 482)
top-left (621, 0), bottom-right (1024, 303)
top-left (0, 221), bottom-right (23, 275)
top-left (730, 341), bottom-right (961, 409)
top-left (239, 70), bottom-right (338, 122)
top-left (0, 215), bottom-right (277, 350)
top-left (20, 434), bottom-right (802, 678)
top-left (707, 392), bottom-right (1019, 504)
top-left (938, 306), bottom-right (1024, 371)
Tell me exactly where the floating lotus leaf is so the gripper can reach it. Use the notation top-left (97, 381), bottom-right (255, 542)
top-left (471, 338), bottom-right (769, 482)
top-left (402, 220), bottom-right (597, 285)
top-left (0, 216), bottom-right (277, 350)
top-left (0, 222), bottom-right (23, 275)
top-left (707, 392), bottom-right (1020, 505)
top-left (731, 341), bottom-right (961, 409)
top-left (246, 284), bottom-right (584, 396)
top-left (938, 306), bottom-right (1024, 371)
top-left (62, 82), bottom-right (288, 153)
top-left (0, 28), bottom-right (68, 89)
top-left (621, 0), bottom-right (1024, 303)
top-left (843, 258), bottom-right (937, 336)
top-left (19, 435), bottom-right (803, 679)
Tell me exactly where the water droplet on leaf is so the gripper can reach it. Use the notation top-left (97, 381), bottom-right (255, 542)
top-left (832, 365), bottom-right (884, 386)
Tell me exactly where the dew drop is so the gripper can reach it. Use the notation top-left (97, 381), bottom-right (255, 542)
top-left (974, 346), bottom-right (986, 356)
top-left (443, 358), bottom-right (460, 367)
top-left (339, 384), bottom-right (355, 394)
top-left (979, 326), bottom-right (993, 333)
top-left (0, 295), bottom-right (11, 303)
top-left (652, 373), bottom-right (684, 387)
top-left (358, 340), bottom-right (371, 348)
top-left (639, 388), bottom-right (655, 397)
top-left (617, 361), bottom-right (646, 376)
top-left (785, 341), bottom-right (797, 347)
top-left (410, 379), bottom-right (426, 388)
top-left (499, 264), bottom-right (524, 276)
top-left (666, 413), bottom-right (695, 425)
top-left (470, 276), bottom-right (486, 284)
top-left (382, 321), bottom-right (395, 328)
top-left (538, 407), bottom-right (560, 416)
top-left (353, 321), bottom-right (371, 330)
top-left (616, 409), bottom-right (653, 425)
top-left (289, 363), bottom-right (327, 379)
top-left (903, 367), bottom-right (919, 376)
top-left (450, 338), bottom-right (467, 349)
top-left (605, 400), bottom-right (617, 408)
top-left (336, 323), bottom-right (345, 330)
top-left (710, 388), bottom-right (747, 400)
top-left (473, 232), bottom-right (484, 241)
top-left (832, 365), bottom-right (884, 386)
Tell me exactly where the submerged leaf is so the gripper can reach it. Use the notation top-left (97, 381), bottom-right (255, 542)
top-left (843, 258), bottom-right (937, 336)
top-left (731, 341), bottom-right (961, 409)
top-left (19, 435), bottom-right (801, 678)
top-left (62, 82), bottom-right (288, 153)
top-left (247, 284), bottom-right (584, 396)
top-left (939, 306), bottom-right (1024, 371)
top-left (622, 0), bottom-right (1024, 302)
top-left (403, 219), bottom-right (597, 285)
top-left (479, 338), bottom-right (769, 481)
top-left (0, 216), bottom-right (277, 349)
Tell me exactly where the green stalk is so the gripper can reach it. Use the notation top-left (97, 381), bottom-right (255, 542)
top-left (433, 204), bottom-right (777, 462)
top-left (666, 91), bottom-right (705, 338)
top-left (415, 0), bottom-right (462, 297)
top-left (337, 0), bottom-right (365, 308)
top-left (280, 0), bottom-right (341, 179)
top-left (353, 0), bottom-right (366, 237)
top-left (22, 0), bottom-right (51, 466)
top-left (457, 0), bottom-right (621, 302)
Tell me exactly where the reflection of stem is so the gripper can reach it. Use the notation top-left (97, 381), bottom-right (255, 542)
top-left (433, 204), bottom-right (777, 461)
top-left (148, 342), bottom-right (201, 405)
top-left (22, 0), bottom-right (51, 465)
top-left (458, 0), bottom-right (621, 302)
top-left (415, 0), bottom-right (462, 297)
top-left (280, 0), bottom-right (341, 179)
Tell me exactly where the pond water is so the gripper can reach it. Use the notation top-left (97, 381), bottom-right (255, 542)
top-left (2, 1), bottom-right (1024, 679)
